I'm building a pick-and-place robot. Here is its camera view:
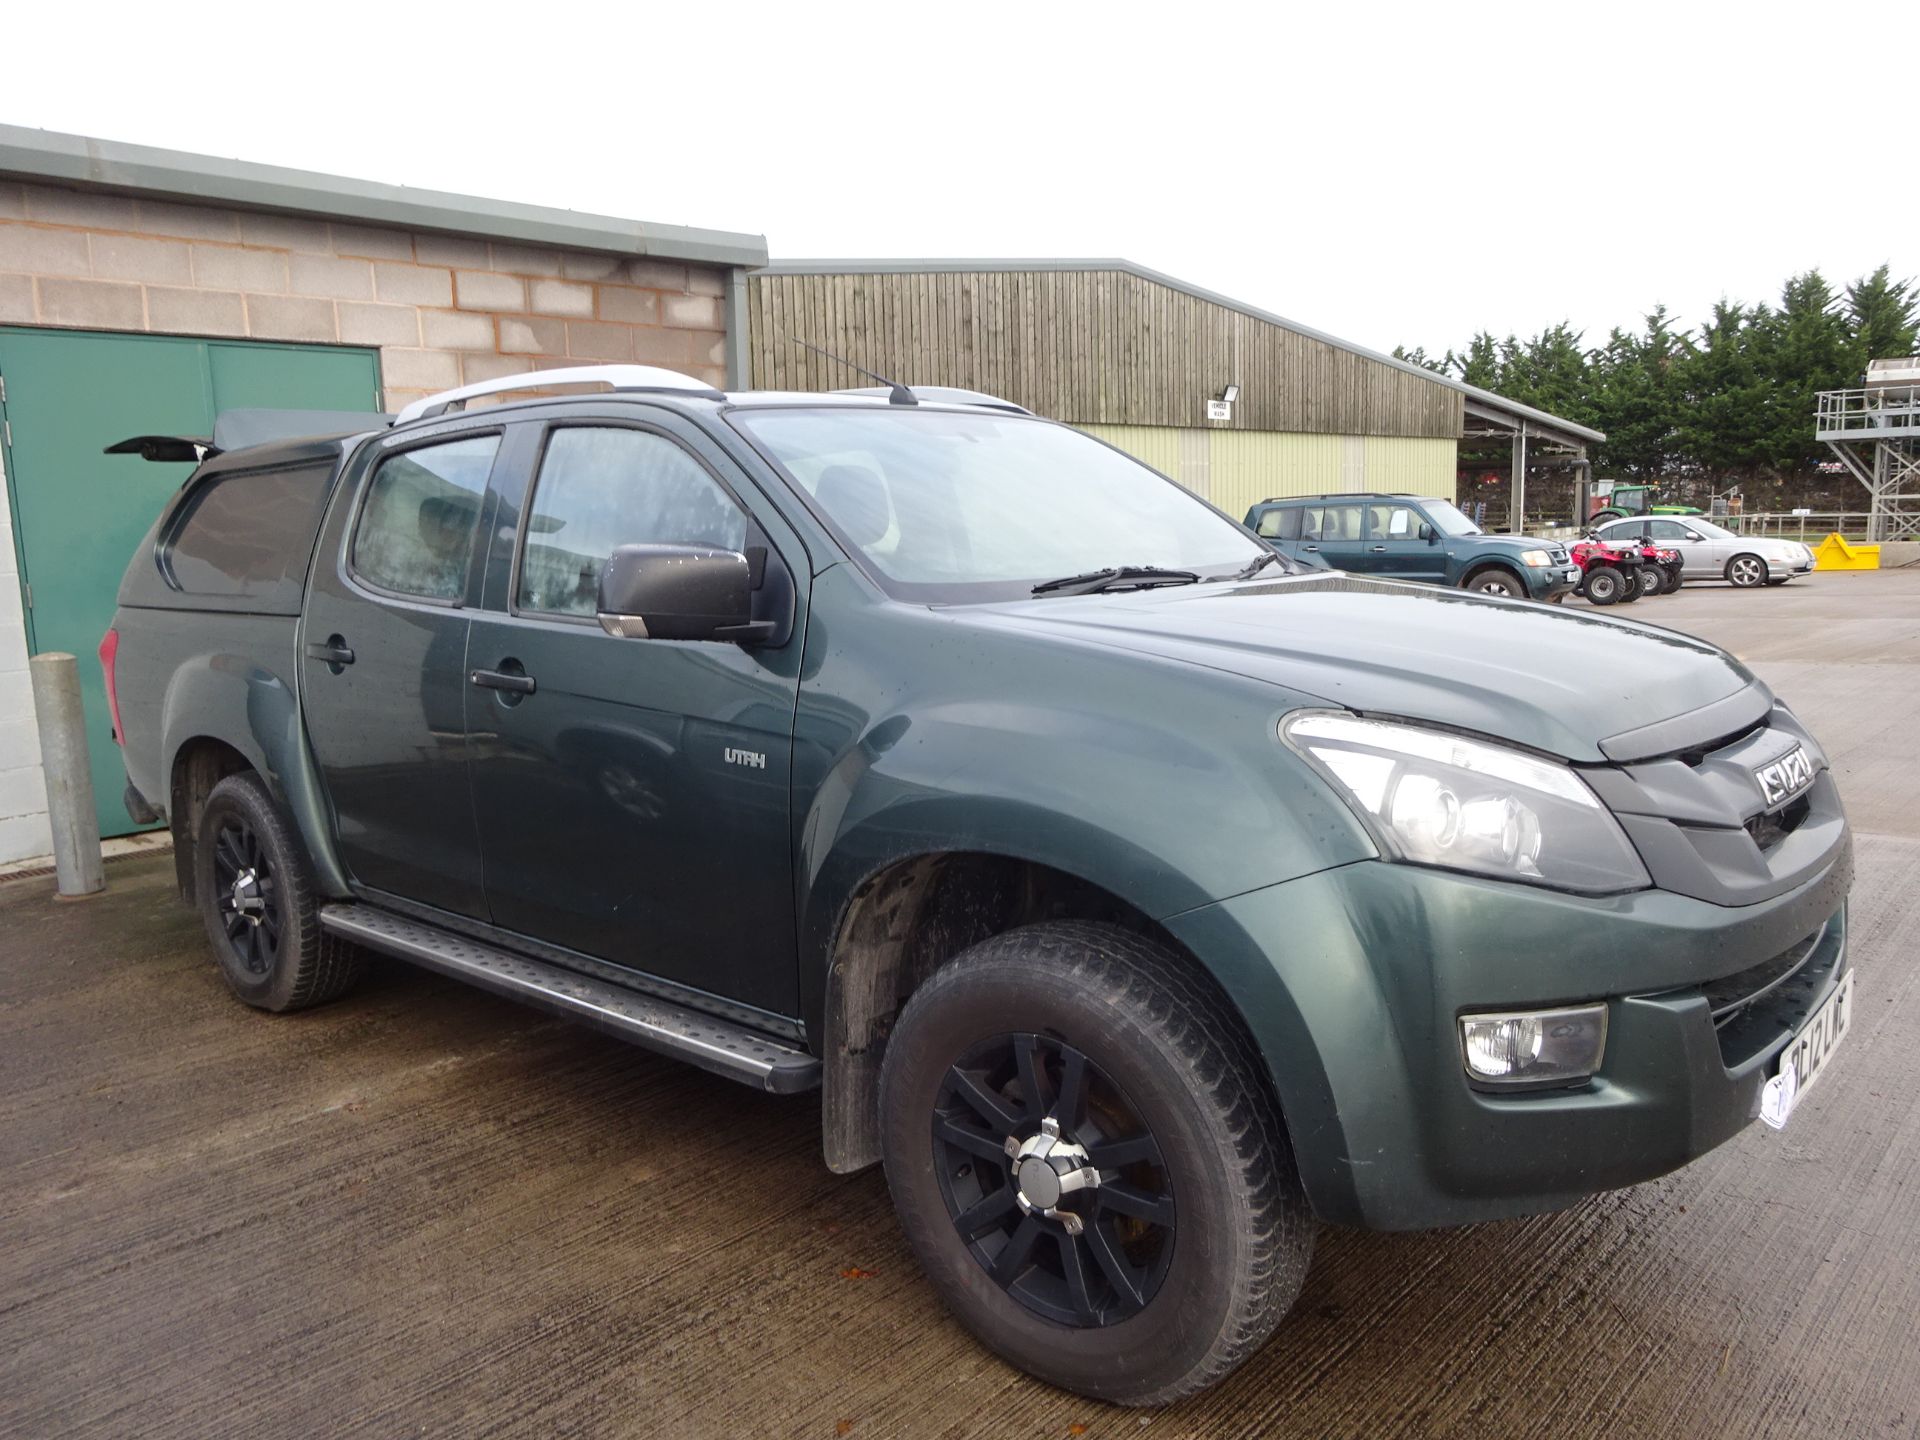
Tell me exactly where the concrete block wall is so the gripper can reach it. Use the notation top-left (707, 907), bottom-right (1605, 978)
top-left (0, 178), bottom-right (733, 412)
top-left (0, 178), bottom-right (737, 862)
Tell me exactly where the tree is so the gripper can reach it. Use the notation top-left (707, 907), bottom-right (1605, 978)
top-left (1399, 266), bottom-right (1919, 498)
top-left (1845, 264), bottom-right (1919, 371)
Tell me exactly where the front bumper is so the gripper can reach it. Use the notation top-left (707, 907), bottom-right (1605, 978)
top-left (1166, 836), bottom-right (1853, 1230)
top-left (1525, 564), bottom-right (1581, 600)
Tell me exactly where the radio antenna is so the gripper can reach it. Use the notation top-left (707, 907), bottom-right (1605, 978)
top-left (788, 337), bottom-right (918, 406)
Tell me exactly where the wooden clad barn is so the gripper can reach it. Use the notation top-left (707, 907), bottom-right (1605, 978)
top-left (748, 260), bottom-right (1600, 527)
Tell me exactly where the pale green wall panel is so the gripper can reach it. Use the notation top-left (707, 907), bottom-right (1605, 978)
top-left (1076, 424), bottom-right (1183, 478)
top-left (1076, 424), bottom-right (1456, 521)
top-left (1362, 435), bottom-right (1456, 497)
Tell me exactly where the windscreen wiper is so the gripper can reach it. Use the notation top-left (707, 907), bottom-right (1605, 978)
top-left (1031, 566), bottom-right (1202, 597)
top-left (1231, 551), bottom-right (1284, 581)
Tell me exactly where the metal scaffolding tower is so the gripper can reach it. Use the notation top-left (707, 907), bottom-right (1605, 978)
top-left (1817, 358), bottom-right (1920, 541)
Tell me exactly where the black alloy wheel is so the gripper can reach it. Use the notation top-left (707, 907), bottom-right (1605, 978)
top-left (193, 770), bottom-right (364, 1012)
top-left (932, 1031), bottom-right (1175, 1328)
top-left (211, 813), bottom-right (281, 976)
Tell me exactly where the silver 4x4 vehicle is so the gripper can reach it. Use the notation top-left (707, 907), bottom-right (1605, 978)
top-left (104, 367), bottom-right (1854, 1404)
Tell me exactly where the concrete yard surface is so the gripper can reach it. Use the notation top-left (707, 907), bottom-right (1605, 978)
top-left (4, 569), bottom-right (1918, 1438)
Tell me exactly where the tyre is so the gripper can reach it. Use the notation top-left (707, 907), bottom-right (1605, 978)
top-left (194, 771), bottom-right (364, 1012)
top-left (1464, 569), bottom-right (1524, 598)
top-left (1584, 567), bottom-right (1624, 605)
top-left (1727, 554), bottom-right (1769, 588)
top-left (1662, 566), bottom-right (1685, 594)
top-left (1636, 564), bottom-right (1666, 598)
top-left (879, 922), bottom-right (1315, 1405)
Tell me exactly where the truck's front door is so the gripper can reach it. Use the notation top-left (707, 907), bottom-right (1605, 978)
top-left (1356, 501), bottom-right (1449, 582)
top-left (301, 429), bottom-right (504, 918)
top-left (464, 414), bottom-right (804, 1019)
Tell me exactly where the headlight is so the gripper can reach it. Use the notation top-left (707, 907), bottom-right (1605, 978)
top-left (1282, 714), bottom-right (1651, 894)
top-left (1519, 550), bottom-right (1553, 567)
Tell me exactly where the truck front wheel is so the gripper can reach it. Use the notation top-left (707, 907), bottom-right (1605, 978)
top-left (193, 772), bottom-right (364, 1012)
top-left (878, 922), bottom-right (1315, 1405)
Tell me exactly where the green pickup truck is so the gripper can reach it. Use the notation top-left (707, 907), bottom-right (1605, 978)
top-left (105, 369), bottom-right (1853, 1405)
top-left (1246, 492), bottom-right (1581, 601)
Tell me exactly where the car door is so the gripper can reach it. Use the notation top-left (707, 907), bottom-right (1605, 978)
top-left (1649, 518), bottom-right (1710, 575)
top-left (1359, 501), bottom-right (1447, 582)
top-left (463, 413), bottom-right (805, 1018)
top-left (302, 428), bottom-right (504, 918)
top-left (1307, 503), bottom-right (1368, 572)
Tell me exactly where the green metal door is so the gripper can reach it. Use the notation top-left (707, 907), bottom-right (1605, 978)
top-left (0, 328), bottom-right (381, 840)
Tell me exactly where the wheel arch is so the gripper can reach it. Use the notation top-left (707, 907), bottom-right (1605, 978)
top-left (815, 848), bottom-right (1302, 1180)
top-left (159, 654), bottom-right (348, 902)
top-left (1460, 560), bottom-right (1526, 593)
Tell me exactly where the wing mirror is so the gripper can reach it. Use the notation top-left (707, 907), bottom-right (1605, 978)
top-left (596, 543), bottom-right (772, 643)
top-left (1418, 522), bottom-right (1436, 543)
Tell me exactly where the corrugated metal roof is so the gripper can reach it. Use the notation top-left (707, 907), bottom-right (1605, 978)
top-left (758, 258), bottom-right (1605, 446)
top-left (0, 125), bottom-right (767, 269)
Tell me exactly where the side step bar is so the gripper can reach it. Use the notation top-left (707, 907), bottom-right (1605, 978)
top-left (318, 904), bottom-right (821, 1094)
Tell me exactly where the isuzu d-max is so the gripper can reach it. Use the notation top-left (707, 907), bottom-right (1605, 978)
top-left (104, 366), bottom-right (1854, 1404)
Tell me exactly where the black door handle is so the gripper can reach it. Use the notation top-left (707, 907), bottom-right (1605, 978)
top-left (306, 636), bottom-right (355, 668)
top-left (471, 668), bottom-right (536, 695)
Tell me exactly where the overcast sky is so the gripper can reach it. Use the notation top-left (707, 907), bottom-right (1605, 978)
top-left (7, 2), bottom-right (1914, 364)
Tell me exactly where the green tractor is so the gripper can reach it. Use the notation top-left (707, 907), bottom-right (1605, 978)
top-left (1589, 482), bottom-right (1707, 524)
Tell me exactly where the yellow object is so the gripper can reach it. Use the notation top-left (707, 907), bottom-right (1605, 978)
top-left (1811, 533), bottom-right (1880, 569)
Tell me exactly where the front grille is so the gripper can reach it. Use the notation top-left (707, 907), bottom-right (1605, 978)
top-left (1745, 794), bottom-right (1811, 850)
top-left (1701, 926), bottom-right (1822, 1029)
top-left (1709, 920), bottom-right (1841, 1068)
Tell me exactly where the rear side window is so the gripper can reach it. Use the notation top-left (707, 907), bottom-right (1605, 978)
top-left (517, 426), bottom-right (747, 618)
top-left (1254, 507), bottom-right (1301, 540)
top-left (1304, 504), bottom-right (1362, 541)
top-left (351, 435), bottom-right (500, 601)
top-left (163, 462), bottom-right (335, 609)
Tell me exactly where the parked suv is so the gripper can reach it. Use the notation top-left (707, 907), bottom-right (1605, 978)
top-left (1245, 493), bottom-right (1581, 601)
top-left (105, 367), bottom-right (1854, 1405)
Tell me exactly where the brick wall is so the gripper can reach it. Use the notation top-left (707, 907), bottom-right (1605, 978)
top-left (0, 179), bottom-right (733, 412)
top-left (0, 179), bottom-right (737, 863)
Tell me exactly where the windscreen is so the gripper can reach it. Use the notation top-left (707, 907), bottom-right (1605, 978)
top-left (1423, 499), bottom-right (1482, 537)
top-left (730, 408), bottom-right (1264, 602)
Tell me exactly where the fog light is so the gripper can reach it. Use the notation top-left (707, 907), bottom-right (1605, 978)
top-left (1459, 1004), bottom-right (1607, 1087)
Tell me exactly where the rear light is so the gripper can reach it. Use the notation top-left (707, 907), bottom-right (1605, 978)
top-left (98, 627), bottom-right (123, 746)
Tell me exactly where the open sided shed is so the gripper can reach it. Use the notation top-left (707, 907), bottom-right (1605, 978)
top-left (749, 259), bottom-right (1600, 526)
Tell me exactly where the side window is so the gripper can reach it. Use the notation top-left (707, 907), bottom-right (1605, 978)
top-left (166, 460), bottom-right (336, 606)
top-left (1255, 507), bottom-right (1300, 540)
top-left (1321, 505), bottom-right (1364, 541)
top-left (1367, 504), bottom-right (1418, 539)
top-left (519, 427), bottom-right (749, 618)
top-left (1649, 520), bottom-right (1688, 541)
top-left (352, 434), bottom-right (500, 601)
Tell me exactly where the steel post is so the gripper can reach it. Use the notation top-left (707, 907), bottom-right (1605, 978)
top-left (28, 652), bottom-right (105, 898)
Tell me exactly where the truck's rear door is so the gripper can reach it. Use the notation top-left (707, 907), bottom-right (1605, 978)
top-left (300, 428), bottom-right (504, 918)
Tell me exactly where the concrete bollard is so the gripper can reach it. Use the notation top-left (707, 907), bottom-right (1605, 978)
top-left (28, 652), bottom-right (105, 899)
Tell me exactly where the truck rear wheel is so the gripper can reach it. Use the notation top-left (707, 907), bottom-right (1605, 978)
top-left (878, 922), bottom-right (1315, 1405)
top-left (193, 772), bottom-right (364, 1012)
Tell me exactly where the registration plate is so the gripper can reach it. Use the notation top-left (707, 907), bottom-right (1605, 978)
top-left (1758, 970), bottom-right (1854, 1130)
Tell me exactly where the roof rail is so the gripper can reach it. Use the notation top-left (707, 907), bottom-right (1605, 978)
top-left (832, 385), bottom-right (1034, 415)
top-left (394, 365), bottom-right (725, 425)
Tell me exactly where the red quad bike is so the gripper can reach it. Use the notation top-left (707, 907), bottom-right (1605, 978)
top-left (1569, 535), bottom-right (1643, 606)
top-left (1616, 539), bottom-right (1685, 598)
